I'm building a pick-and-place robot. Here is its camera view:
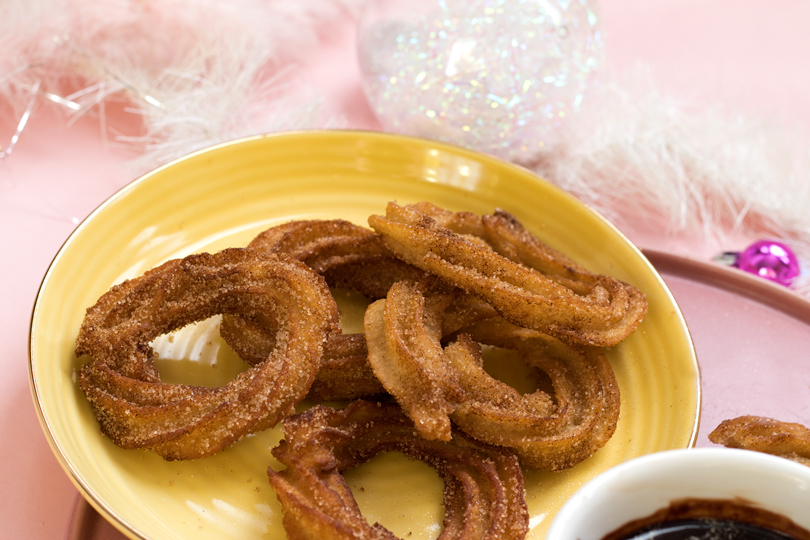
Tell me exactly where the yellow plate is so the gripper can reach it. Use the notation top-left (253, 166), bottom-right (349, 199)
top-left (29, 130), bottom-right (700, 540)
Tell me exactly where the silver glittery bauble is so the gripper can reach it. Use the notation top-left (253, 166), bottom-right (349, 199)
top-left (357, 0), bottom-right (603, 162)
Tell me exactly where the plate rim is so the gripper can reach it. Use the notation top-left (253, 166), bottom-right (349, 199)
top-left (644, 248), bottom-right (810, 321)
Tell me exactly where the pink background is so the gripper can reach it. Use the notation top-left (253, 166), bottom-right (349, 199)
top-left (3, 1), bottom-right (810, 538)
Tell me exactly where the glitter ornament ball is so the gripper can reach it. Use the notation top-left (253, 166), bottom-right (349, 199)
top-left (356, 0), bottom-right (604, 162)
top-left (736, 240), bottom-right (801, 287)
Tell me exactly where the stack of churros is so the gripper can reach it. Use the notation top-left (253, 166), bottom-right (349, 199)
top-left (75, 201), bottom-right (649, 540)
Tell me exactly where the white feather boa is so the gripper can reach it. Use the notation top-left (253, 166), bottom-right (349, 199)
top-left (533, 68), bottom-right (810, 294)
top-left (3, 0), bottom-right (809, 294)
top-left (0, 0), bottom-right (365, 168)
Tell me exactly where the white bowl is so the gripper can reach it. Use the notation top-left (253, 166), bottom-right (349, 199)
top-left (547, 448), bottom-right (810, 539)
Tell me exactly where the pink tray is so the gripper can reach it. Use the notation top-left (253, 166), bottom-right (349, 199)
top-left (66, 250), bottom-right (810, 540)
top-left (643, 249), bottom-right (810, 447)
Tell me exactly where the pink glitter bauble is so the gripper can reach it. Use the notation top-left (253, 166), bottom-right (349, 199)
top-left (736, 240), bottom-right (800, 287)
top-left (356, 0), bottom-right (604, 163)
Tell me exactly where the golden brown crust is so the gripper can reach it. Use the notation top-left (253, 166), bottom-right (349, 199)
top-left (364, 277), bottom-right (620, 470)
top-left (246, 219), bottom-right (425, 299)
top-left (75, 248), bottom-right (339, 460)
top-left (709, 416), bottom-right (810, 466)
top-left (219, 312), bottom-right (386, 401)
top-left (268, 400), bottom-right (529, 540)
top-left (220, 219), bottom-right (425, 401)
top-left (363, 278), bottom-right (465, 441)
top-left (75, 202), bottom-right (638, 477)
top-left (308, 334), bottom-right (384, 401)
top-left (447, 318), bottom-right (621, 471)
top-left (368, 202), bottom-right (647, 347)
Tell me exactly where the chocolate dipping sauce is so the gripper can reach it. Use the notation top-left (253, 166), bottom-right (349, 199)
top-left (602, 498), bottom-right (810, 540)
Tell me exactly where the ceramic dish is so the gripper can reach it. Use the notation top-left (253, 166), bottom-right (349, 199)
top-left (29, 130), bottom-right (700, 540)
top-left (546, 448), bottom-right (810, 539)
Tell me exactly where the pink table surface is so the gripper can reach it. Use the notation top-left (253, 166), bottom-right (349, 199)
top-left (3, 1), bottom-right (810, 538)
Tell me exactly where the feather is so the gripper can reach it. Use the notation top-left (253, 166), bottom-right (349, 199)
top-left (0, 0), bottom-right (367, 168)
top-left (4, 1), bottom-right (810, 294)
top-left (533, 67), bottom-right (810, 293)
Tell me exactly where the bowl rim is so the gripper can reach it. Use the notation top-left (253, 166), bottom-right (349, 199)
top-left (549, 447), bottom-right (810, 538)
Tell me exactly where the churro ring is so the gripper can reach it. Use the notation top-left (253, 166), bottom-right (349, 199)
top-left (220, 312), bottom-right (384, 401)
top-left (244, 218), bottom-right (425, 299)
top-left (75, 248), bottom-right (339, 460)
top-left (368, 202), bottom-right (647, 347)
top-left (363, 278), bottom-right (465, 441)
top-left (268, 400), bottom-right (529, 540)
top-left (709, 416), bottom-right (810, 467)
top-left (445, 318), bottom-right (621, 471)
top-left (364, 277), bottom-right (620, 470)
top-left (220, 219), bottom-right (426, 401)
